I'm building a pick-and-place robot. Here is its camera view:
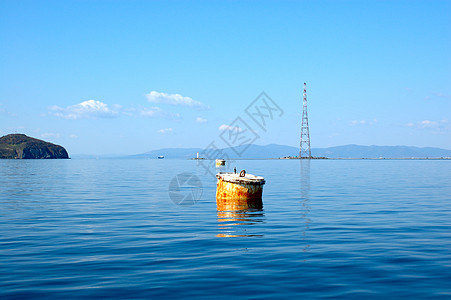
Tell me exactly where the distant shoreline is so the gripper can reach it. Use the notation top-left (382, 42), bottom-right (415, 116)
top-left (275, 157), bottom-right (451, 160)
top-left (66, 156), bottom-right (451, 160)
top-left (103, 144), bottom-right (451, 161)
top-left (190, 157), bottom-right (451, 160)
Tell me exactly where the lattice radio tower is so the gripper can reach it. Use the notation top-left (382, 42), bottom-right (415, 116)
top-left (299, 82), bottom-right (312, 158)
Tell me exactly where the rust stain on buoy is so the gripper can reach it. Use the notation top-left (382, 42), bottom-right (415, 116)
top-left (216, 170), bottom-right (265, 210)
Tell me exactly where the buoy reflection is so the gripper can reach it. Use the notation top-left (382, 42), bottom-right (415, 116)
top-left (216, 198), bottom-right (264, 238)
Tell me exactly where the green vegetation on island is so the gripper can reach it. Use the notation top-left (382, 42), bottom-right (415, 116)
top-left (0, 134), bottom-right (69, 159)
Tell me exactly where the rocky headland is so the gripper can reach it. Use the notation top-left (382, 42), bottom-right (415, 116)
top-left (0, 134), bottom-right (69, 159)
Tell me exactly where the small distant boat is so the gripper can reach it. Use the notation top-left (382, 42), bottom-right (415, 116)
top-left (158, 156), bottom-right (164, 159)
top-left (216, 159), bottom-right (225, 166)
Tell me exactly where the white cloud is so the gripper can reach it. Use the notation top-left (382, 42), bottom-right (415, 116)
top-left (219, 124), bottom-right (243, 132)
top-left (350, 119), bottom-right (378, 126)
top-left (419, 120), bottom-right (438, 128)
top-left (41, 132), bottom-right (62, 139)
top-left (49, 100), bottom-right (182, 120)
top-left (158, 128), bottom-right (173, 134)
top-left (424, 92), bottom-right (450, 100)
top-left (138, 106), bottom-right (181, 119)
top-left (406, 119), bottom-right (450, 132)
top-left (49, 100), bottom-right (119, 120)
top-left (140, 106), bottom-right (163, 117)
top-left (146, 91), bottom-right (209, 109)
top-left (196, 117), bottom-right (207, 123)
top-left (69, 134), bottom-right (78, 139)
top-left (434, 92), bottom-right (450, 98)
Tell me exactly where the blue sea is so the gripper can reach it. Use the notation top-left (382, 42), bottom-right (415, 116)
top-left (1, 159), bottom-right (450, 299)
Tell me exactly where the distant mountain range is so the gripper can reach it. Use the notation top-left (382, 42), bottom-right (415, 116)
top-left (124, 144), bottom-right (451, 159)
top-left (312, 144), bottom-right (451, 158)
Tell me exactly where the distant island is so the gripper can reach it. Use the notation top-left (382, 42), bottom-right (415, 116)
top-left (0, 134), bottom-right (69, 159)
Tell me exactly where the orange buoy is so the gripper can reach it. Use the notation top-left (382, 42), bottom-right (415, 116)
top-left (216, 170), bottom-right (265, 210)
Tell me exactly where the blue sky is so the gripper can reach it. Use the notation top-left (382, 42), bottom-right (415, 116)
top-left (1, 0), bottom-right (450, 155)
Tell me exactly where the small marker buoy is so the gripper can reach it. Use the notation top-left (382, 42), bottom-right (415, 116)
top-left (215, 159), bottom-right (226, 166)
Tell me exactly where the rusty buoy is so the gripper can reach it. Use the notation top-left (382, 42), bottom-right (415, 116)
top-left (216, 170), bottom-right (265, 210)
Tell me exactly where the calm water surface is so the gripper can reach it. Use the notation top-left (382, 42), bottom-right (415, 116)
top-left (1, 159), bottom-right (450, 299)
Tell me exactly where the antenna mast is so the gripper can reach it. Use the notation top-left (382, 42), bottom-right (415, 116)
top-left (299, 82), bottom-right (312, 158)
